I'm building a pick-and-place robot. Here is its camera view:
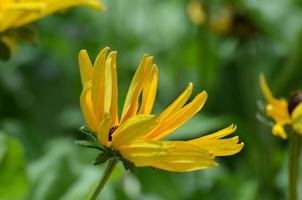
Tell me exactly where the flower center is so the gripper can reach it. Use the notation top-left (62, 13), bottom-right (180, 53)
top-left (288, 91), bottom-right (302, 114)
top-left (108, 126), bottom-right (119, 141)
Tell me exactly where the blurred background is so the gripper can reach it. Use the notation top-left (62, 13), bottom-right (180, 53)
top-left (1, 0), bottom-right (302, 199)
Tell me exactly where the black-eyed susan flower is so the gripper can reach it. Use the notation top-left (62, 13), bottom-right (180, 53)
top-left (260, 74), bottom-right (302, 139)
top-left (79, 47), bottom-right (244, 172)
top-left (0, 0), bottom-right (104, 33)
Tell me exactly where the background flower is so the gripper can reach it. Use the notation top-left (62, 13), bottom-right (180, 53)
top-left (0, 0), bottom-right (103, 60)
top-left (260, 74), bottom-right (302, 138)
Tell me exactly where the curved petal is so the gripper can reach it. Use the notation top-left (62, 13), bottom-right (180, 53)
top-left (79, 49), bottom-right (93, 87)
top-left (112, 115), bottom-right (158, 147)
top-left (110, 51), bottom-right (119, 126)
top-left (104, 51), bottom-right (116, 114)
top-left (43, 0), bottom-right (104, 12)
top-left (97, 114), bottom-right (112, 146)
top-left (260, 74), bottom-right (275, 103)
top-left (139, 64), bottom-right (158, 114)
top-left (146, 91), bottom-right (207, 140)
top-left (119, 139), bottom-right (216, 172)
top-left (0, 3), bottom-right (45, 32)
top-left (158, 82), bottom-right (193, 121)
top-left (272, 123), bottom-right (287, 139)
top-left (91, 47), bottom-right (109, 122)
top-left (121, 55), bottom-right (153, 122)
top-left (189, 124), bottom-right (244, 156)
top-left (292, 102), bottom-right (302, 135)
top-left (80, 82), bottom-right (98, 132)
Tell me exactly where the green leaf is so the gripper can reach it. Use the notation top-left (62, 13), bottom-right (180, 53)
top-left (0, 132), bottom-right (28, 200)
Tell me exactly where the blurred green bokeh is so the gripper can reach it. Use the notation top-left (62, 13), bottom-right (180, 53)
top-left (1, 0), bottom-right (302, 199)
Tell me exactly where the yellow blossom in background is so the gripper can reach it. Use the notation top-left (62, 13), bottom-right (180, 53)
top-left (0, 0), bottom-right (104, 33)
top-left (79, 47), bottom-right (244, 172)
top-left (260, 74), bottom-right (302, 139)
top-left (187, 0), bottom-right (233, 35)
top-left (187, 0), bottom-right (206, 26)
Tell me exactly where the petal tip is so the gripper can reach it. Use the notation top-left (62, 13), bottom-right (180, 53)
top-left (79, 49), bottom-right (88, 57)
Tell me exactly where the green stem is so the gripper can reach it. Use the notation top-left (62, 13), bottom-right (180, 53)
top-left (88, 159), bottom-right (118, 200)
top-left (289, 132), bottom-right (301, 200)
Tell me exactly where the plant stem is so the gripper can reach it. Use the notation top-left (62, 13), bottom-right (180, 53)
top-left (88, 159), bottom-right (118, 200)
top-left (289, 133), bottom-right (301, 200)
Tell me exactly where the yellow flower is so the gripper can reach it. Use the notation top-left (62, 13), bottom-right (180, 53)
top-left (187, 0), bottom-right (206, 26)
top-left (187, 0), bottom-right (233, 35)
top-left (79, 47), bottom-right (244, 172)
top-left (0, 0), bottom-right (104, 33)
top-left (260, 74), bottom-right (302, 139)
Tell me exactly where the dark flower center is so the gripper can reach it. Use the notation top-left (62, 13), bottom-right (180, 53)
top-left (288, 91), bottom-right (302, 114)
top-left (108, 126), bottom-right (119, 141)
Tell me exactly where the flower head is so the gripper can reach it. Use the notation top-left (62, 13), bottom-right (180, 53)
top-left (260, 74), bottom-right (302, 139)
top-left (79, 47), bottom-right (244, 172)
top-left (0, 0), bottom-right (104, 33)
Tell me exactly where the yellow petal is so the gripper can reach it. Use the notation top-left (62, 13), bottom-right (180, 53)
top-left (104, 52), bottom-right (117, 114)
top-left (91, 47), bottom-right (109, 122)
top-left (146, 91), bottom-right (207, 140)
top-left (2, 3), bottom-right (44, 11)
top-left (112, 115), bottom-right (158, 147)
top-left (79, 50), bottom-right (93, 87)
top-left (191, 124), bottom-right (237, 141)
top-left (118, 139), bottom-right (216, 172)
top-left (121, 55), bottom-right (153, 122)
top-left (292, 102), bottom-right (302, 135)
top-left (272, 123), bottom-right (287, 139)
top-left (118, 139), bottom-right (167, 166)
top-left (0, 3), bottom-right (44, 32)
top-left (139, 64), bottom-right (158, 114)
top-left (260, 74), bottom-right (275, 103)
top-left (266, 102), bottom-right (291, 124)
top-left (189, 124), bottom-right (244, 156)
top-left (260, 74), bottom-right (291, 125)
top-left (157, 141), bottom-right (215, 169)
top-left (44, 0), bottom-right (104, 12)
top-left (110, 51), bottom-right (119, 126)
top-left (96, 114), bottom-right (112, 146)
top-left (158, 82), bottom-right (193, 121)
top-left (80, 82), bottom-right (98, 132)
top-left (1, 0), bottom-right (104, 32)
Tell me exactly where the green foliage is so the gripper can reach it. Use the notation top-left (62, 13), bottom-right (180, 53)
top-left (0, 41), bottom-right (10, 61)
top-left (0, 132), bottom-right (28, 200)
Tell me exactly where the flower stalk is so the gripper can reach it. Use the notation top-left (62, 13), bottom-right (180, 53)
top-left (88, 159), bottom-right (118, 200)
top-left (289, 132), bottom-right (301, 200)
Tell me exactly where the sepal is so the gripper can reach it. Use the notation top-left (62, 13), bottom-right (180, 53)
top-left (93, 153), bottom-right (111, 165)
top-left (79, 126), bottom-right (99, 143)
top-left (75, 140), bottom-right (105, 151)
top-left (121, 158), bottom-right (136, 173)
